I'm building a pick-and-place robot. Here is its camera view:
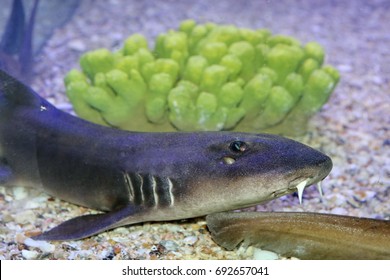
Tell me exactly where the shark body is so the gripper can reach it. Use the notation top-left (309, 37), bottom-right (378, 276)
top-left (0, 69), bottom-right (332, 241)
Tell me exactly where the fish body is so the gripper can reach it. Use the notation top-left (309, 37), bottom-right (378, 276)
top-left (207, 212), bottom-right (390, 260)
top-left (0, 69), bottom-right (332, 240)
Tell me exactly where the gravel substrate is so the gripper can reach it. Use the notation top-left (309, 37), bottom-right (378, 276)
top-left (0, 0), bottom-right (389, 260)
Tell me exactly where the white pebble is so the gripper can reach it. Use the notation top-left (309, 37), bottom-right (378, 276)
top-left (12, 186), bottom-right (29, 200)
top-left (337, 64), bottom-right (353, 72)
top-left (67, 39), bottom-right (87, 52)
top-left (14, 210), bottom-right (36, 224)
top-left (167, 225), bottom-right (184, 232)
top-left (253, 248), bottom-right (278, 260)
top-left (24, 196), bottom-right (48, 209)
top-left (135, 248), bottom-right (149, 256)
top-left (330, 207), bottom-right (348, 215)
top-left (183, 236), bottom-right (198, 246)
top-left (24, 237), bottom-right (55, 253)
top-left (128, 230), bottom-right (143, 239)
top-left (159, 240), bottom-right (179, 251)
top-left (22, 249), bottom-right (39, 260)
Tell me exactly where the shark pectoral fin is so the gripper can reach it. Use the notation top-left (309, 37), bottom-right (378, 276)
top-left (0, 162), bottom-right (13, 184)
top-left (33, 204), bottom-right (143, 241)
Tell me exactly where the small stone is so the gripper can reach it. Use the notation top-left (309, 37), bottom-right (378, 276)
top-left (24, 229), bottom-right (42, 237)
top-left (68, 39), bottom-right (87, 52)
top-left (15, 233), bottom-right (27, 244)
top-left (135, 248), bottom-right (149, 256)
top-left (2, 211), bottom-right (13, 223)
top-left (337, 64), bottom-right (352, 72)
top-left (183, 236), bottom-right (198, 246)
top-left (24, 196), bottom-right (48, 209)
top-left (253, 248), bottom-right (278, 260)
top-left (353, 190), bottom-right (377, 203)
top-left (113, 245), bottom-right (122, 255)
top-left (12, 186), bottom-right (29, 200)
top-left (14, 210), bottom-right (36, 224)
top-left (159, 240), bottom-right (179, 251)
top-left (330, 207), bottom-right (348, 215)
top-left (128, 230), bottom-right (143, 239)
top-left (24, 237), bottom-right (55, 253)
top-left (166, 225), bottom-right (183, 232)
top-left (22, 249), bottom-right (39, 260)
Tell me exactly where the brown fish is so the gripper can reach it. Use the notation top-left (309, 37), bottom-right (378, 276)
top-left (207, 211), bottom-right (390, 259)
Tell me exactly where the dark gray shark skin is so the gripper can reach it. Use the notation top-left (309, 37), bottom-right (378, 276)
top-left (0, 69), bottom-right (332, 241)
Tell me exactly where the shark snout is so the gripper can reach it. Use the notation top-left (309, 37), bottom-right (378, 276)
top-left (285, 150), bottom-right (333, 204)
top-left (316, 153), bottom-right (333, 181)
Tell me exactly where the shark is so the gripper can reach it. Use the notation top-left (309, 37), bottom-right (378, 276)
top-left (0, 68), bottom-right (333, 241)
top-left (2, 69), bottom-right (388, 260)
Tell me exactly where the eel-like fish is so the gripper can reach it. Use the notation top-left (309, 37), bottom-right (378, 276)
top-left (0, 69), bottom-right (332, 241)
top-left (207, 212), bottom-right (390, 260)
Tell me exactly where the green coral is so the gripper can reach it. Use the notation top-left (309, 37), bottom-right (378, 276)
top-left (65, 19), bottom-right (339, 135)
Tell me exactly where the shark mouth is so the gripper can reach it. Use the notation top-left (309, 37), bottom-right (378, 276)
top-left (272, 178), bottom-right (325, 204)
top-left (295, 179), bottom-right (324, 204)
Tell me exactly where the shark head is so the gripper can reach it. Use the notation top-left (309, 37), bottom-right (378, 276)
top-left (160, 132), bottom-right (332, 215)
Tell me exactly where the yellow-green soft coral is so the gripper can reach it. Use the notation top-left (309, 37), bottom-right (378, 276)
top-left (65, 20), bottom-right (339, 135)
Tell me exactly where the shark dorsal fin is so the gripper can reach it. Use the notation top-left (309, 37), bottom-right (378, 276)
top-left (0, 68), bottom-right (43, 108)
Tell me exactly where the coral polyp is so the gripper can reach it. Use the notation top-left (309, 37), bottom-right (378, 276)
top-left (65, 20), bottom-right (339, 135)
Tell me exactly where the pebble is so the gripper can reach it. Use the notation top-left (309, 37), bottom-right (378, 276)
top-left (330, 207), bottom-right (349, 215)
top-left (23, 196), bottom-right (49, 209)
top-left (337, 64), bottom-right (353, 72)
top-left (67, 39), bottom-right (87, 52)
top-left (183, 236), bottom-right (198, 246)
top-left (12, 187), bottom-right (29, 200)
top-left (253, 248), bottom-right (279, 260)
top-left (2, 211), bottom-right (13, 223)
top-left (353, 190), bottom-right (377, 203)
top-left (22, 249), bottom-right (39, 260)
top-left (159, 240), bottom-right (179, 251)
top-left (24, 238), bottom-right (55, 253)
top-left (14, 210), bottom-right (36, 225)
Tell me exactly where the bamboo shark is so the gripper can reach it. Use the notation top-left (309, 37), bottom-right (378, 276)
top-left (0, 69), bottom-right (333, 241)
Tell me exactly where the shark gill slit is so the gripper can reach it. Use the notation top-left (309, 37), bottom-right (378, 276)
top-left (123, 172), bottom-right (135, 203)
top-left (137, 173), bottom-right (145, 204)
top-left (155, 176), bottom-right (175, 207)
top-left (122, 172), bottom-right (175, 207)
top-left (125, 172), bottom-right (144, 206)
top-left (167, 177), bottom-right (175, 207)
top-left (147, 173), bottom-right (158, 208)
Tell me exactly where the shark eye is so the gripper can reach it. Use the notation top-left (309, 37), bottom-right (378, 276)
top-left (229, 141), bottom-right (247, 153)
